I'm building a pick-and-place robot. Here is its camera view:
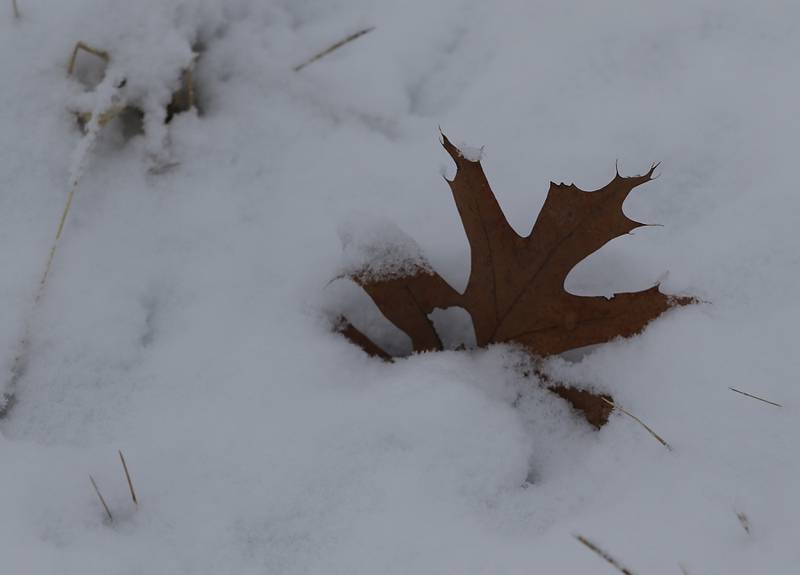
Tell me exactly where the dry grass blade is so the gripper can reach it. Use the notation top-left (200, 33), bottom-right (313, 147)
top-left (729, 387), bottom-right (782, 407)
top-left (1, 165), bottom-right (78, 419)
top-left (89, 475), bottom-right (113, 521)
top-left (1, 82), bottom-right (108, 419)
top-left (67, 41), bottom-right (110, 76)
top-left (293, 27), bottom-right (374, 72)
top-left (39, 184), bottom-right (78, 292)
top-left (601, 397), bottom-right (672, 451)
top-left (736, 510), bottom-right (751, 534)
top-left (119, 450), bottom-right (138, 505)
top-left (575, 534), bottom-right (636, 575)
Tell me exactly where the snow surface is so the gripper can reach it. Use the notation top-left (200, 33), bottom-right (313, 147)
top-left (2, 0), bottom-right (800, 573)
top-left (338, 214), bottom-right (433, 282)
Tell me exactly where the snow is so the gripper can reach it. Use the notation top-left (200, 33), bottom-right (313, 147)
top-left (2, 1), bottom-right (800, 573)
top-left (456, 144), bottom-right (483, 163)
top-left (338, 214), bottom-right (433, 281)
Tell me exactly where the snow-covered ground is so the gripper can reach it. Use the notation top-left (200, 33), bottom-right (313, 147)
top-left (1, 1), bottom-right (799, 572)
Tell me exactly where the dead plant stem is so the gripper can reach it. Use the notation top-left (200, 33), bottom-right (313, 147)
top-left (574, 534), bottom-right (636, 575)
top-left (729, 387), bottom-right (782, 407)
top-left (601, 397), bottom-right (672, 451)
top-left (119, 450), bottom-right (138, 505)
top-left (89, 475), bottom-right (113, 521)
top-left (294, 27), bottom-right (374, 72)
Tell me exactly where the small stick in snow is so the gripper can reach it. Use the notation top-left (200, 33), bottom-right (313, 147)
top-left (729, 387), bottom-right (782, 407)
top-left (601, 397), bottom-right (672, 451)
top-left (12, 0), bottom-right (20, 18)
top-left (574, 534), bottom-right (636, 575)
top-left (736, 510), bottom-right (751, 534)
top-left (293, 27), bottom-right (374, 72)
top-left (119, 450), bottom-right (138, 505)
top-left (89, 475), bottom-right (113, 521)
top-left (679, 563), bottom-right (690, 575)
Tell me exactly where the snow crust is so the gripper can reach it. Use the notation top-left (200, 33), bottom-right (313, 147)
top-left (2, 1), bottom-right (800, 573)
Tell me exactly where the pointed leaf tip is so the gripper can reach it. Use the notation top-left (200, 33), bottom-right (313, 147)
top-left (440, 133), bottom-right (484, 164)
top-left (627, 219), bottom-right (649, 232)
top-left (441, 133), bottom-right (465, 165)
top-left (613, 161), bottom-right (660, 185)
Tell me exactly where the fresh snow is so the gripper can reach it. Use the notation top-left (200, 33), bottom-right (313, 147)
top-left (455, 144), bottom-right (483, 163)
top-left (338, 214), bottom-right (433, 282)
top-left (2, 1), bottom-right (800, 573)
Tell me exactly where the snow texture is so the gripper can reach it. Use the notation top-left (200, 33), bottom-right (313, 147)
top-left (339, 214), bottom-right (433, 281)
top-left (456, 144), bottom-right (483, 163)
top-left (2, 1), bottom-right (800, 574)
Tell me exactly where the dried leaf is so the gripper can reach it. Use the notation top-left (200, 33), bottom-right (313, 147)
top-left (337, 134), bottom-right (694, 426)
top-left (336, 317), bottom-right (392, 361)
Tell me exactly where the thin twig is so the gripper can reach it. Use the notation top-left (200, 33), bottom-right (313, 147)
top-left (12, 0), bottom-right (20, 18)
top-left (679, 563), bottom-right (690, 575)
top-left (729, 387), bottom-right (782, 407)
top-left (293, 27), bottom-right (374, 72)
top-left (601, 397), bottom-right (672, 451)
top-left (119, 450), bottom-right (138, 505)
top-left (89, 475), bottom-right (113, 521)
top-left (575, 534), bottom-right (636, 575)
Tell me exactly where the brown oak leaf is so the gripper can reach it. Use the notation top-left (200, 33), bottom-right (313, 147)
top-left (337, 135), bottom-right (693, 427)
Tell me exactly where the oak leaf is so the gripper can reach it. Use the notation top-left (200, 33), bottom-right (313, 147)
top-left (337, 135), bottom-right (693, 426)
